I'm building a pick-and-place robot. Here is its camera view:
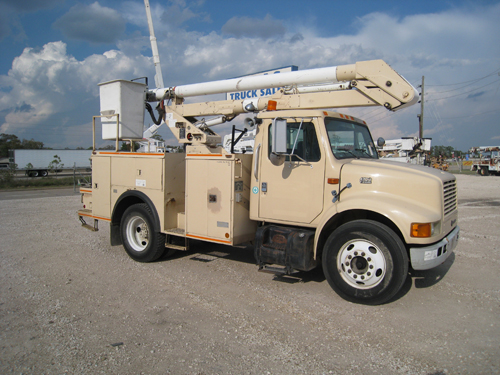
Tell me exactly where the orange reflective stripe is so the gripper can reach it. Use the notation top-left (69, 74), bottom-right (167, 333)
top-left (186, 234), bottom-right (231, 244)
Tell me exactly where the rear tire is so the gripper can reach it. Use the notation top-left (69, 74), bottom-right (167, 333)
top-left (480, 167), bottom-right (489, 176)
top-left (120, 203), bottom-right (165, 262)
top-left (322, 220), bottom-right (408, 305)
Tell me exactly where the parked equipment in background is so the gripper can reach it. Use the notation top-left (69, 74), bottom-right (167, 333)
top-left (469, 146), bottom-right (500, 176)
top-left (378, 137), bottom-right (431, 165)
top-left (8, 149), bottom-right (91, 177)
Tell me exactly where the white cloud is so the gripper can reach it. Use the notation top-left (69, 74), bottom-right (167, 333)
top-left (0, 41), bottom-right (152, 147)
top-left (1, 3), bottom-right (500, 150)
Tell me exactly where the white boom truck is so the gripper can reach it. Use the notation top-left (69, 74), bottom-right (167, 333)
top-left (378, 137), bottom-right (431, 165)
top-left (469, 146), bottom-right (500, 176)
top-left (78, 59), bottom-right (459, 304)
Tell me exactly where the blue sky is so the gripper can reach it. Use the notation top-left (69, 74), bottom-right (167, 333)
top-left (0, 0), bottom-right (499, 151)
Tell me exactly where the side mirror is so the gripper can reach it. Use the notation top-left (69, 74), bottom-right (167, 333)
top-left (377, 137), bottom-right (386, 147)
top-left (270, 153), bottom-right (286, 166)
top-left (272, 118), bottom-right (287, 154)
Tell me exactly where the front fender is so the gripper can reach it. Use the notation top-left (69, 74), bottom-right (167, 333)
top-left (338, 191), bottom-right (441, 244)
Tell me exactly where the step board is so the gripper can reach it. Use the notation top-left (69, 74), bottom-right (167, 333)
top-left (165, 243), bottom-right (187, 251)
top-left (165, 228), bottom-right (187, 251)
top-left (258, 265), bottom-right (293, 275)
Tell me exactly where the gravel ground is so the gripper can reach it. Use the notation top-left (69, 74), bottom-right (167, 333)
top-left (0, 173), bottom-right (499, 374)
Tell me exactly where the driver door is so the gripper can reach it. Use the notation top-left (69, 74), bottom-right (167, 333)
top-left (257, 118), bottom-right (325, 224)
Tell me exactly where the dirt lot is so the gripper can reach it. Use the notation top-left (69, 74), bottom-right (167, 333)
top-left (1, 174), bottom-right (499, 374)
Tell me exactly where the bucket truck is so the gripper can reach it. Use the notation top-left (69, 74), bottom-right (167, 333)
top-left (469, 146), bottom-right (500, 176)
top-left (77, 56), bottom-right (459, 304)
top-left (378, 137), bottom-right (431, 165)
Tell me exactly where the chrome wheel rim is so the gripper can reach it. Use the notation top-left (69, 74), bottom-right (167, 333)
top-left (126, 215), bottom-right (149, 252)
top-left (337, 239), bottom-right (386, 289)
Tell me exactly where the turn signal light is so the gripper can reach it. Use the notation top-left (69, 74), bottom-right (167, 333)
top-left (411, 223), bottom-right (432, 238)
top-left (267, 100), bottom-right (277, 111)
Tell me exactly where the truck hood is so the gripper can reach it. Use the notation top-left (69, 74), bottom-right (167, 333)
top-left (338, 159), bottom-right (456, 224)
top-left (343, 159), bottom-right (455, 183)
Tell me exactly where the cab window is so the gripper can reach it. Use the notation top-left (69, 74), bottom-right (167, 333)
top-left (268, 121), bottom-right (321, 162)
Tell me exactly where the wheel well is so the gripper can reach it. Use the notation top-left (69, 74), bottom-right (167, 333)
top-left (110, 191), bottom-right (161, 247)
top-left (111, 195), bottom-right (145, 226)
top-left (316, 209), bottom-right (405, 260)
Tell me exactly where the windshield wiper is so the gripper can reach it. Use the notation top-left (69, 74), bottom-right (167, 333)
top-left (336, 148), bottom-right (359, 159)
top-left (355, 148), bottom-right (374, 158)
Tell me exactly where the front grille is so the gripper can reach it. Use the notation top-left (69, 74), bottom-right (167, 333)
top-left (443, 179), bottom-right (457, 216)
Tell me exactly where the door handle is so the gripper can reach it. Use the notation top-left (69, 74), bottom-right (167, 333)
top-left (253, 143), bottom-right (261, 182)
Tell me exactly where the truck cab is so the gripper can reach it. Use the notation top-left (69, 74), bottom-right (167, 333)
top-left (250, 109), bottom-right (458, 304)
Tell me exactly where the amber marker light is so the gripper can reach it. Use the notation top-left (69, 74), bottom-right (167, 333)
top-left (411, 223), bottom-right (433, 238)
top-left (267, 100), bottom-right (277, 111)
top-left (327, 178), bottom-right (339, 184)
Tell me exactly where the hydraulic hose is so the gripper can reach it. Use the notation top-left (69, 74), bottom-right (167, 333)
top-left (145, 102), bottom-right (165, 125)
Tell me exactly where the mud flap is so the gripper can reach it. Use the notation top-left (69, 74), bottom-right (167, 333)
top-left (110, 223), bottom-right (122, 246)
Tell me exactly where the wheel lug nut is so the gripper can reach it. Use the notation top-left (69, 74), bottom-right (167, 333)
top-left (361, 276), bottom-right (365, 280)
top-left (361, 252), bottom-right (365, 256)
top-left (354, 251), bottom-right (358, 256)
top-left (345, 262), bottom-right (350, 266)
top-left (367, 257), bottom-right (371, 262)
top-left (348, 269), bottom-right (352, 274)
top-left (369, 265), bottom-right (374, 269)
top-left (353, 275), bottom-right (357, 279)
top-left (348, 255), bottom-right (352, 259)
top-left (367, 272), bottom-right (371, 276)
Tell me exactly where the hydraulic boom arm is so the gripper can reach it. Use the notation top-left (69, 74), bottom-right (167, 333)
top-left (146, 59), bottom-right (418, 145)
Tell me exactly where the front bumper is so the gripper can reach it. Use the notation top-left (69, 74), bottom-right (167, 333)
top-left (409, 226), bottom-right (460, 270)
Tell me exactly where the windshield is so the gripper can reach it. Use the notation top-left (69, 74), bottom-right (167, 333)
top-left (325, 117), bottom-right (378, 160)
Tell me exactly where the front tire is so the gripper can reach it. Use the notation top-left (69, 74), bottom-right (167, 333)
top-left (120, 203), bottom-right (165, 262)
top-left (322, 220), bottom-right (408, 305)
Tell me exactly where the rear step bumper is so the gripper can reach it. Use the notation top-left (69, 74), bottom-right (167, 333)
top-left (78, 209), bottom-right (99, 231)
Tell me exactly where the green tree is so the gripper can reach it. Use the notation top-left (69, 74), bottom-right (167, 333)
top-left (0, 134), bottom-right (44, 158)
top-left (48, 155), bottom-right (64, 176)
top-left (431, 145), bottom-right (454, 158)
top-left (21, 138), bottom-right (44, 149)
top-left (0, 133), bottom-right (22, 158)
top-left (151, 134), bottom-right (164, 141)
top-left (119, 141), bottom-right (139, 151)
top-left (0, 163), bottom-right (17, 184)
top-left (99, 144), bottom-right (116, 150)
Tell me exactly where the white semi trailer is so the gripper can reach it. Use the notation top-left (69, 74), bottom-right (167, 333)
top-left (9, 149), bottom-right (92, 177)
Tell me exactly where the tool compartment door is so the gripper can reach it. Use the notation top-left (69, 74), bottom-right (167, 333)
top-left (91, 155), bottom-right (111, 219)
top-left (185, 155), bottom-right (233, 244)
